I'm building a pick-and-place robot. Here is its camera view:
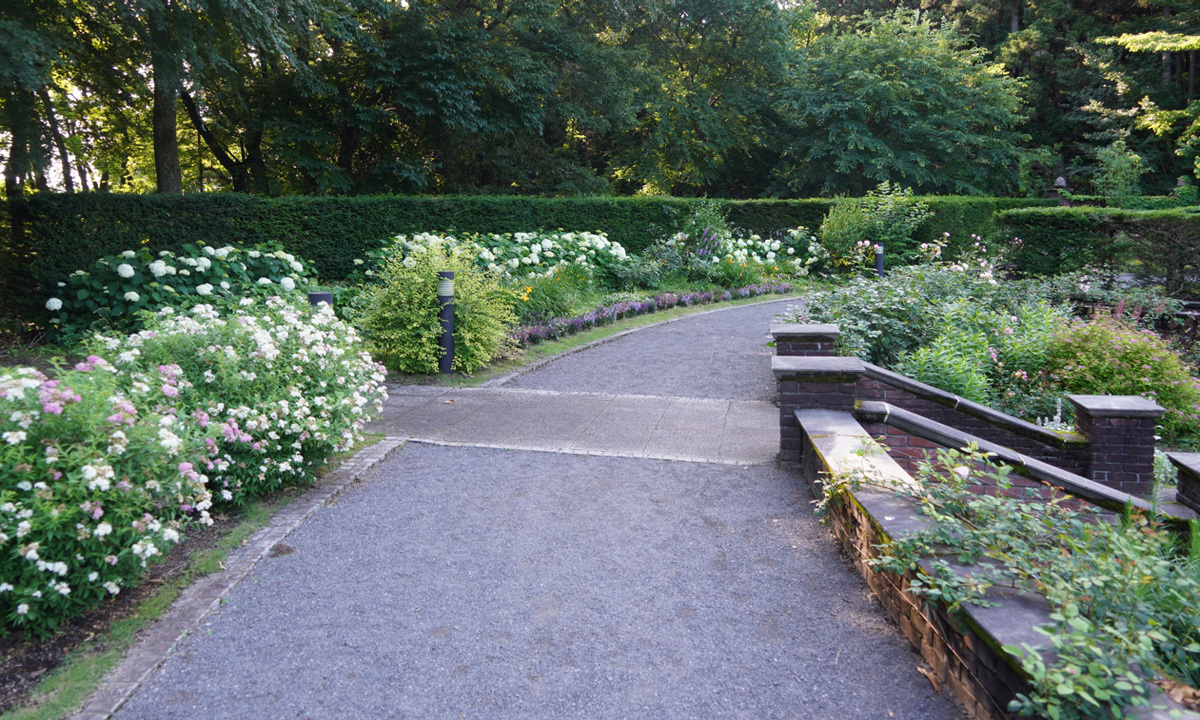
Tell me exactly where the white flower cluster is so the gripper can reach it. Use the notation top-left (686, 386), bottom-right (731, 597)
top-left (669, 227), bottom-right (818, 276)
top-left (45, 244), bottom-right (310, 335)
top-left (95, 298), bottom-right (387, 504)
top-left (383, 230), bottom-right (632, 281)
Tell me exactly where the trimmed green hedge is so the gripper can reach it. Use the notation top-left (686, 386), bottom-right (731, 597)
top-left (998, 206), bottom-right (1200, 298)
top-left (4, 193), bottom-right (1057, 320)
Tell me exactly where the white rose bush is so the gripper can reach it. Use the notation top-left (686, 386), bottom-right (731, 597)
top-left (44, 243), bottom-right (314, 338)
top-left (3, 296), bottom-right (387, 636)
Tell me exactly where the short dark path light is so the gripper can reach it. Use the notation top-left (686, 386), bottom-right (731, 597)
top-left (874, 243), bottom-right (884, 278)
top-left (437, 271), bottom-right (454, 374)
top-left (307, 291), bottom-right (333, 307)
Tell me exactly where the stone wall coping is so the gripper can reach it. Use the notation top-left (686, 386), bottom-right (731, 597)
top-left (862, 363), bottom-right (1088, 450)
top-left (769, 323), bottom-right (841, 341)
top-left (794, 408), bottom-right (1199, 720)
top-left (1168, 452), bottom-right (1200, 476)
top-left (854, 401), bottom-right (1196, 525)
top-left (1169, 452), bottom-right (1200, 514)
top-left (771, 355), bottom-right (864, 381)
top-left (1067, 394), bottom-right (1167, 419)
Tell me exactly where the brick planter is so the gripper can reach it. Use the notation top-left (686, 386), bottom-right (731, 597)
top-left (1168, 452), bottom-right (1200, 513)
top-left (1067, 395), bottom-right (1165, 498)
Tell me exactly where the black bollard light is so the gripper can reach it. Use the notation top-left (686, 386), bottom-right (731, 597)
top-left (874, 243), bottom-right (885, 278)
top-left (437, 271), bottom-right (454, 374)
top-left (307, 291), bottom-right (334, 307)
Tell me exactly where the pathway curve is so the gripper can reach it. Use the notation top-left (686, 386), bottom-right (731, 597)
top-left (98, 299), bottom-right (965, 720)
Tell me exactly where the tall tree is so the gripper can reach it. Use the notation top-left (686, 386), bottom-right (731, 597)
top-left (772, 11), bottom-right (1027, 196)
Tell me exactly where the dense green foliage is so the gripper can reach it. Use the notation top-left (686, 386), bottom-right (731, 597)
top-left (774, 13), bottom-right (1027, 196)
top-left (779, 260), bottom-right (1200, 441)
top-left (998, 207), bottom-right (1200, 298)
top-left (845, 447), bottom-right (1200, 720)
top-left (358, 244), bottom-right (516, 374)
top-left (4, 192), bottom-right (1055, 320)
top-left (818, 182), bottom-right (933, 266)
top-left (1046, 316), bottom-right (1200, 442)
top-left (4, 0), bottom-right (1198, 201)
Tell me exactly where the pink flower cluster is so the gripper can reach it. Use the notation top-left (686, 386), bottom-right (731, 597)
top-left (38, 380), bottom-right (82, 415)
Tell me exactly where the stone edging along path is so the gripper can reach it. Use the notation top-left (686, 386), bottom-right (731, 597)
top-left (71, 438), bottom-right (407, 720)
top-left (480, 293), bottom-right (803, 388)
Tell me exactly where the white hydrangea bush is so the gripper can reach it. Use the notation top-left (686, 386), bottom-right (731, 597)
top-left (0, 365), bottom-right (212, 636)
top-left (363, 230), bottom-right (633, 282)
top-left (45, 243), bottom-right (313, 337)
top-left (665, 226), bottom-right (824, 276)
top-left (93, 298), bottom-right (388, 504)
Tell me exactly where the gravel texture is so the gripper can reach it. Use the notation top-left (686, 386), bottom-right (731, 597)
top-left (507, 298), bottom-right (803, 401)
top-left (115, 443), bottom-right (962, 720)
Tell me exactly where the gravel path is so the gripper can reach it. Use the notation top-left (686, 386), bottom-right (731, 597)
top-left (114, 444), bottom-right (961, 720)
top-left (506, 298), bottom-right (803, 401)
top-left (103, 295), bottom-right (965, 720)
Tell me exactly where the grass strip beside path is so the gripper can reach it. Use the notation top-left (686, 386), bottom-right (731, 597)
top-left (0, 435), bottom-right (386, 720)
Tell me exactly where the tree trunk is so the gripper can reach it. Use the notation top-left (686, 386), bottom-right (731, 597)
top-left (180, 88), bottom-right (250, 192)
top-left (3, 135), bottom-right (26, 303)
top-left (39, 89), bottom-right (75, 192)
top-left (152, 48), bottom-right (184, 194)
top-left (1010, 0), bottom-right (1020, 33)
top-left (1190, 51), bottom-right (1196, 100)
top-left (1163, 9), bottom-right (1173, 87)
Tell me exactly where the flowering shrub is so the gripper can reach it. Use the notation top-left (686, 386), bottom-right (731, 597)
top-left (512, 263), bottom-right (593, 324)
top-left (46, 244), bottom-right (315, 338)
top-left (893, 299), bottom-right (1069, 417)
top-left (781, 261), bottom-right (1013, 366)
top-left (359, 230), bottom-right (633, 283)
top-left (1, 366), bottom-right (212, 636)
top-left (658, 227), bottom-right (821, 278)
top-left (1046, 316), bottom-right (1200, 443)
top-left (359, 243), bottom-right (517, 374)
top-left (819, 181), bottom-right (933, 267)
top-left (91, 299), bottom-right (388, 504)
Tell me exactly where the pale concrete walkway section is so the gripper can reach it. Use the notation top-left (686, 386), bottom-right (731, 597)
top-left (374, 386), bottom-right (778, 465)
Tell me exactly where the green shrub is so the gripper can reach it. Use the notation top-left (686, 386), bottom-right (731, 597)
top-left (45, 243), bottom-right (315, 339)
top-left (360, 244), bottom-right (516, 374)
top-left (699, 257), bottom-right (769, 288)
top-left (894, 333), bottom-right (992, 403)
top-left (1, 365), bottom-right (211, 636)
top-left (9, 193), bottom-right (1058, 328)
top-left (782, 262), bottom-right (1011, 365)
top-left (819, 182), bottom-right (933, 267)
top-left (892, 297), bottom-right (1068, 417)
top-left (998, 207), bottom-right (1200, 298)
top-left (91, 299), bottom-right (388, 503)
top-left (1046, 315), bottom-right (1200, 443)
top-left (513, 264), bottom-right (593, 323)
top-left (1094, 139), bottom-right (1146, 208)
